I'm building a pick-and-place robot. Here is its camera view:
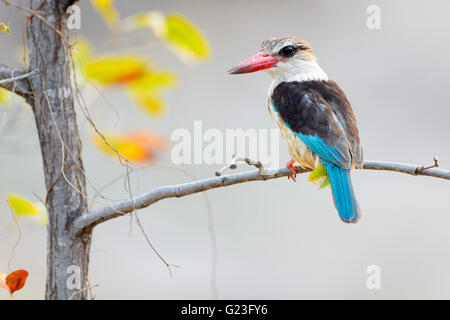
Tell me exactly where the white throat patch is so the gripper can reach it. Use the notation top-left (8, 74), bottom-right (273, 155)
top-left (267, 59), bottom-right (328, 95)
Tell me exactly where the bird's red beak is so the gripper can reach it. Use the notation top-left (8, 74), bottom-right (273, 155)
top-left (228, 52), bottom-right (279, 74)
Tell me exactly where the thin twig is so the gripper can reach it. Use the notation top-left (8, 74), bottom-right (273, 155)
top-left (216, 155), bottom-right (265, 176)
top-left (68, 284), bottom-right (99, 300)
top-left (88, 162), bottom-right (219, 298)
top-left (415, 156), bottom-right (439, 174)
top-left (6, 199), bottom-right (22, 272)
top-left (45, 161), bottom-right (75, 205)
top-left (1, 0), bottom-right (67, 42)
top-left (134, 215), bottom-right (180, 278)
top-left (0, 64), bottom-right (33, 97)
top-left (43, 93), bottom-right (87, 199)
top-left (0, 69), bottom-right (39, 85)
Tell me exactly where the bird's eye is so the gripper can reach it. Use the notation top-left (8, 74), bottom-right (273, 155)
top-left (279, 45), bottom-right (296, 58)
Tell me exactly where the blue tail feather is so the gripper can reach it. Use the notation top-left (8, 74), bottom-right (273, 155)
top-left (323, 161), bottom-right (361, 223)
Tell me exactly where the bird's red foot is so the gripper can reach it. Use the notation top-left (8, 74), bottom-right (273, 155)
top-left (286, 160), bottom-right (297, 182)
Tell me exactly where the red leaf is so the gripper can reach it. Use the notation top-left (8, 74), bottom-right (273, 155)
top-left (6, 270), bottom-right (29, 294)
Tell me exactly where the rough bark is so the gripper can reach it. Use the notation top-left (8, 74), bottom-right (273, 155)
top-left (27, 0), bottom-right (91, 300)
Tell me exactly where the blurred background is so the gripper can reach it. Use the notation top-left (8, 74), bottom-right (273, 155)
top-left (0, 0), bottom-right (450, 299)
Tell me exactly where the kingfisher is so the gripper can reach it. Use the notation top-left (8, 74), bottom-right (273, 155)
top-left (228, 36), bottom-right (363, 223)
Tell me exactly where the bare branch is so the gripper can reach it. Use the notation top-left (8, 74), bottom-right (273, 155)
top-left (0, 64), bottom-right (36, 97)
top-left (362, 160), bottom-right (448, 178)
top-left (72, 159), bottom-right (450, 233)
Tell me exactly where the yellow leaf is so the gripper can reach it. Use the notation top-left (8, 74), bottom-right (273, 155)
top-left (96, 135), bottom-right (151, 161)
top-left (84, 54), bottom-right (177, 90)
top-left (128, 71), bottom-right (177, 91)
top-left (72, 37), bottom-right (92, 66)
top-left (0, 87), bottom-right (12, 106)
top-left (164, 14), bottom-right (211, 62)
top-left (92, 130), bottom-right (166, 163)
top-left (7, 194), bottom-right (39, 217)
top-left (84, 55), bottom-right (147, 85)
top-left (308, 165), bottom-right (330, 188)
top-left (126, 11), bottom-right (167, 37)
top-left (124, 11), bottom-right (211, 63)
top-left (308, 165), bottom-right (328, 182)
top-left (128, 89), bottom-right (166, 116)
top-left (84, 54), bottom-right (175, 116)
top-left (7, 193), bottom-right (48, 225)
top-left (71, 37), bottom-right (93, 86)
top-left (35, 203), bottom-right (48, 226)
top-left (0, 23), bottom-right (10, 34)
top-left (91, 0), bottom-right (119, 26)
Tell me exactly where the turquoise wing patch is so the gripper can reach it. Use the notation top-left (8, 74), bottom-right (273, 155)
top-left (272, 101), bottom-right (350, 168)
top-left (294, 131), bottom-right (350, 168)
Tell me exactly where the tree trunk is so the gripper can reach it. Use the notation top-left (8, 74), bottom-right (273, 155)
top-left (27, 0), bottom-right (91, 300)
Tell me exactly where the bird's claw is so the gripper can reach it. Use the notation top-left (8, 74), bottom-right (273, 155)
top-left (286, 160), bottom-right (297, 182)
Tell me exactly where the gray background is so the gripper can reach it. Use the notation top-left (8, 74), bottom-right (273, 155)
top-left (0, 0), bottom-right (449, 299)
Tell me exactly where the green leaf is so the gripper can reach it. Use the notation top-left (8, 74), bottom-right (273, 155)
top-left (318, 176), bottom-right (330, 189)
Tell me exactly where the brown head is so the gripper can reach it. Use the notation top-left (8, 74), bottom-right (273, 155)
top-left (228, 36), bottom-right (327, 82)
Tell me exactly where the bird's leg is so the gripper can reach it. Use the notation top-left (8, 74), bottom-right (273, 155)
top-left (286, 160), bottom-right (297, 182)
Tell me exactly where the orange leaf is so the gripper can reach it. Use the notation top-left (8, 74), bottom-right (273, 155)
top-left (6, 270), bottom-right (29, 294)
top-left (92, 130), bottom-right (166, 163)
top-left (127, 131), bottom-right (166, 151)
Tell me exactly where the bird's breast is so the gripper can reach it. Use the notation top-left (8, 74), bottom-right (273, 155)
top-left (268, 99), bottom-right (321, 169)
